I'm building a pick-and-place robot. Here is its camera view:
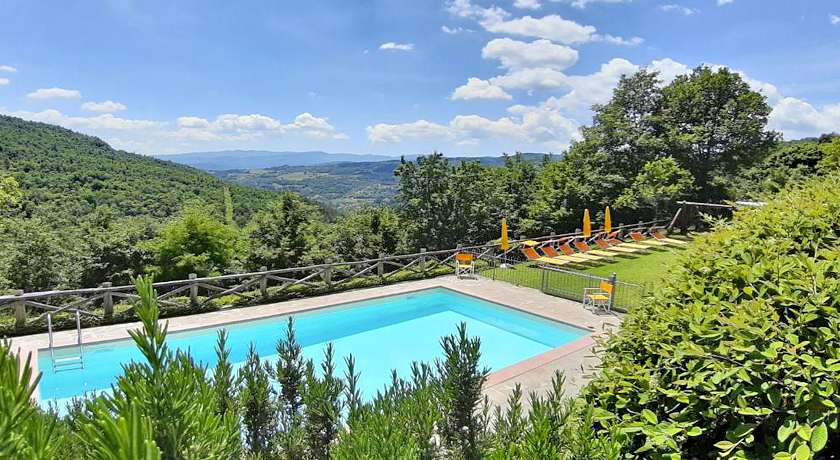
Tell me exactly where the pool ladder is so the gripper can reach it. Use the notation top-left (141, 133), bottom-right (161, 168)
top-left (47, 311), bottom-right (85, 373)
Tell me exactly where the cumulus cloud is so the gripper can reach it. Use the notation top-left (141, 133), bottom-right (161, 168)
top-left (0, 78), bottom-right (8, 86)
top-left (451, 78), bottom-right (513, 100)
top-left (0, 65), bottom-right (16, 73)
top-left (661, 4), bottom-right (697, 15)
top-left (446, 0), bottom-right (509, 24)
top-left (482, 14), bottom-right (597, 44)
top-left (170, 112), bottom-right (338, 142)
top-left (717, 0), bottom-right (733, 5)
top-left (82, 100), bottom-right (127, 113)
top-left (768, 98), bottom-right (840, 139)
top-left (379, 42), bottom-right (415, 51)
top-left (26, 87), bottom-right (82, 99)
top-left (650, 58), bottom-right (690, 84)
top-left (482, 38), bottom-right (578, 71)
top-left (3, 108), bottom-right (165, 131)
top-left (514, 0), bottom-right (541, 9)
top-left (490, 67), bottom-right (567, 91)
top-left (830, 14), bottom-right (840, 25)
top-left (366, 119), bottom-right (457, 143)
top-left (543, 58), bottom-right (639, 114)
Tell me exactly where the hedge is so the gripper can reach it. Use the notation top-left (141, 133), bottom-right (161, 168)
top-left (586, 174), bottom-right (840, 459)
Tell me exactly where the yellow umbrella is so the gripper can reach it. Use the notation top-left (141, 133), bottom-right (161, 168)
top-left (501, 219), bottom-right (509, 250)
top-left (604, 206), bottom-right (612, 234)
top-left (583, 209), bottom-right (591, 237)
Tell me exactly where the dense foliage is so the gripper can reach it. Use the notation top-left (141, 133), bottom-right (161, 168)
top-left (586, 173), bottom-right (840, 459)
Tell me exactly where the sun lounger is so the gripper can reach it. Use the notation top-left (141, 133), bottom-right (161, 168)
top-left (630, 231), bottom-right (668, 247)
top-left (650, 228), bottom-right (688, 245)
top-left (606, 231), bottom-right (650, 250)
top-left (594, 238), bottom-right (639, 254)
top-left (558, 243), bottom-right (603, 261)
top-left (541, 246), bottom-right (591, 263)
top-left (522, 247), bottom-right (571, 266)
top-left (574, 240), bottom-right (621, 258)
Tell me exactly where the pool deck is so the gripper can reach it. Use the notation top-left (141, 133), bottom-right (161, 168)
top-left (11, 275), bottom-right (622, 406)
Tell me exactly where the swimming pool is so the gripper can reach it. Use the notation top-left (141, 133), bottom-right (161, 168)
top-left (38, 287), bottom-right (589, 409)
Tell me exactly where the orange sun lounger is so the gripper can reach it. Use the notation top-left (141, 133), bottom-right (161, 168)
top-left (630, 231), bottom-right (668, 246)
top-left (558, 243), bottom-right (603, 261)
top-left (574, 240), bottom-right (621, 258)
top-left (521, 247), bottom-right (571, 266)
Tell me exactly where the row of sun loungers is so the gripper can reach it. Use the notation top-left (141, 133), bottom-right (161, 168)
top-left (520, 228), bottom-right (687, 267)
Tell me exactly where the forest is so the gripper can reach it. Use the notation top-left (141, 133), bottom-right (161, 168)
top-left (2, 65), bottom-right (839, 295)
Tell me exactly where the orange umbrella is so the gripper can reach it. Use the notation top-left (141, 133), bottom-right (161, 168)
top-left (605, 206), bottom-right (612, 233)
top-left (501, 219), bottom-right (509, 250)
top-left (583, 209), bottom-right (591, 237)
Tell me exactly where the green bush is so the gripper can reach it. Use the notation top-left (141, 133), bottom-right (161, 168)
top-left (586, 174), bottom-right (840, 459)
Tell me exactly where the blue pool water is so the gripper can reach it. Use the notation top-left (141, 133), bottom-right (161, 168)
top-left (38, 287), bottom-right (588, 409)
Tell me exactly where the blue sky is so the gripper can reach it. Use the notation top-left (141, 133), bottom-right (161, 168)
top-left (1, 0), bottom-right (838, 157)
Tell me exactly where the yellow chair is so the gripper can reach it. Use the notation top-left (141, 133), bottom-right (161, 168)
top-left (455, 253), bottom-right (475, 278)
top-left (584, 281), bottom-right (613, 312)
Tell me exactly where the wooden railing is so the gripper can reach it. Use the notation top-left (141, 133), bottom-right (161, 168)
top-left (0, 219), bottom-right (666, 329)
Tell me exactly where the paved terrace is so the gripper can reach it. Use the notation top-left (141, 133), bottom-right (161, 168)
top-left (12, 275), bottom-right (622, 406)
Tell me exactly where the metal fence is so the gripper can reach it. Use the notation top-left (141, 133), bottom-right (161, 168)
top-left (477, 258), bottom-right (649, 312)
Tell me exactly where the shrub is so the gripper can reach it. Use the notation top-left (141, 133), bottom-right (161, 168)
top-left (586, 174), bottom-right (840, 459)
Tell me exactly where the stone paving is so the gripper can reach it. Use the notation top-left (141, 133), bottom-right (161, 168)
top-left (12, 274), bottom-right (622, 406)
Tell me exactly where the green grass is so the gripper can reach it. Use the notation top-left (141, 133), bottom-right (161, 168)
top-left (575, 245), bottom-right (688, 286)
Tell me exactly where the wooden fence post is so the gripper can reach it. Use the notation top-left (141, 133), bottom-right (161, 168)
top-left (259, 266), bottom-right (268, 297)
top-left (323, 262), bottom-right (333, 288)
top-left (102, 282), bottom-right (114, 317)
top-left (189, 273), bottom-right (198, 307)
top-left (12, 290), bottom-right (25, 327)
top-left (419, 248), bottom-right (426, 274)
top-left (377, 254), bottom-right (385, 278)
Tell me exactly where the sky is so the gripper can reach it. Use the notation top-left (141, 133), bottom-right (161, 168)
top-left (0, 0), bottom-right (838, 157)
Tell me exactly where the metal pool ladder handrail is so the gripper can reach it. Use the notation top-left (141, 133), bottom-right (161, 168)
top-left (47, 310), bottom-right (85, 373)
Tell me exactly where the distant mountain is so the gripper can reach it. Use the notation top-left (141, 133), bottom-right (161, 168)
top-left (212, 153), bottom-right (553, 210)
top-left (155, 150), bottom-right (418, 170)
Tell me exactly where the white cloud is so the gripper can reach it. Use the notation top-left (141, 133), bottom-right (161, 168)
top-left (446, 0), bottom-right (510, 24)
top-left (441, 25), bottom-right (466, 34)
top-left (332, 133), bottom-right (350, 140)
top-left (717, 0), bottom-right (733, 5)
top-left (514, 0), bottom-right (541, 10)
top-left (107, 137), bottom-right (158, 154)
top-left (544, 58), bottom-right (639, 115)
top-left (660, 4), bottom-right (697, 15)
top-left (650, 58), bottom-right (690, 84)
top-left (171, 112), bottom-right (337, 142)
top-left (599, 34), bottom-right (644, 46)
top-left (482, 38), bottom-right (578, 71)
top-left (0, 65), bottom-right (16, 73)
top-left (379, 42), bottom-right (415, 51)
top-left (0, 78), bottom-right (8, 86)
top-left (550, 0), bottom-right (632, 9)
top-left (490, 67), bottom-right (567, 91)
top-left (451, 77), bottom-right (513, 100)
top-left (830, 14), bottom-right (840, 25)
top-left (768, 98), bottom-right (840, 139)
top-left (26, 87), bottom-right (82, 99)
top-left (482, 14), bottom-right (597, 45)
top-left (366, 119), bottom-right (457, 143)
top-left (4, 108), bottom-right (165, 131)
top-left (81, 100), bottom-right (127, 113)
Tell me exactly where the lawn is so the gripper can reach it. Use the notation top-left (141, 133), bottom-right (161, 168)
top-left (482, 240), bottom-right (691, 310)
top-left (574, 244), bottom-right (688, 287)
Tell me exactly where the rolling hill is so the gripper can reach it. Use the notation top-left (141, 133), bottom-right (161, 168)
top-left (212, 153), bottom-right (552, 210)
top-left (155, 150), bottom-right (416, 170)
top-left (0, 115), bottom-right (281, 223)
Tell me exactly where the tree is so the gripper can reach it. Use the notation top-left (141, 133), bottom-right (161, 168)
top-left (616, 157), bottom-right (694, 218)
top-left (80, 214), bottom-right (158, 287)
top-left (320, 206), bottom-right (405, 261)
top-left (148, 201), bottom-right (241, 280)
top-left (0, 217), bottom-right (76, 292)
top-left (0, 175), bottom-right (21, 213)
top-left (662, 65), bottom-right (779, 200)
top-left (245, 192), bottom-right (319, 270)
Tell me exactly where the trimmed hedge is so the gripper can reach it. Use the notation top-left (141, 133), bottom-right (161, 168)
top-left (586, 175), bottom-right (840, 459)
top-left (0, 263), bottom-right (461, 337)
